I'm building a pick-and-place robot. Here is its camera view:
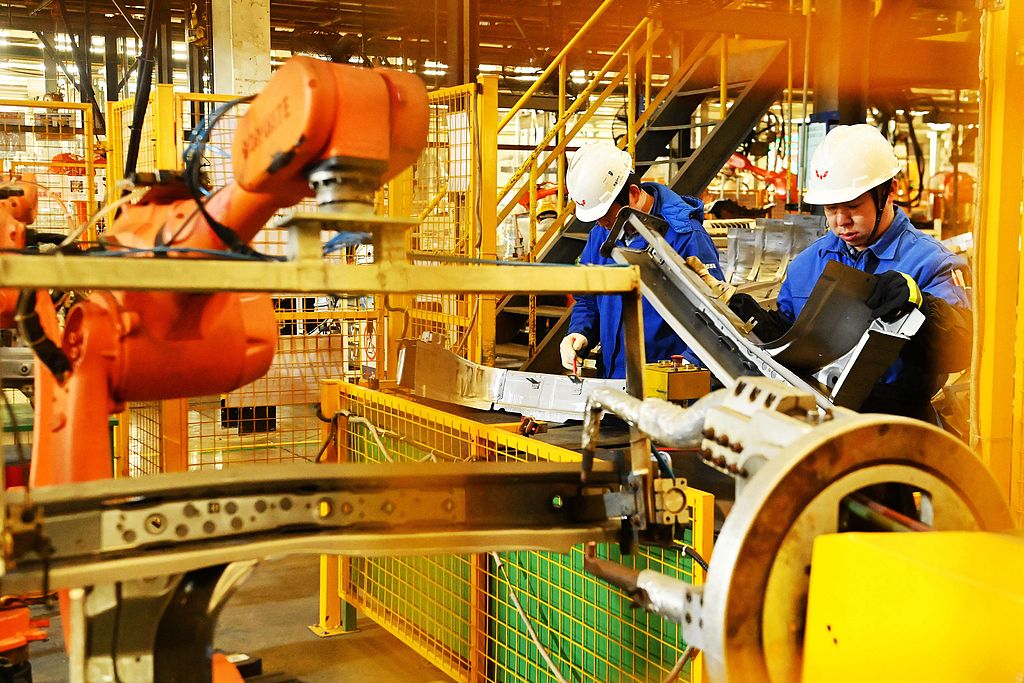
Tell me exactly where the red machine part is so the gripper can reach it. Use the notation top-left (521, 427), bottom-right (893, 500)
top-left (0, 174), bottom-right (36, 327)
top-left (48, 153), bottom-right (105, 225)
top-left (30, 56), bottom-right (429, 489)
top-left (726, 153), bottom-right (798, 203)
top-left (24, 58), bottom-right (427, 682)
top-left (0, 607), bottom-right (47, 654)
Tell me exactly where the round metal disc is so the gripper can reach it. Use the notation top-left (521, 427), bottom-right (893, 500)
top-left (700, 414), bottom-right (1013, 682)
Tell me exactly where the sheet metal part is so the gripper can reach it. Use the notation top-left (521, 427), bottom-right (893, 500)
top-left (762, 260), bottom-right (878, 370)
top-left (0, 461), bottom-right (629, 593)
top-left (609, 209), bottom-right (829, 407)
top-left (0, 346), bottom-right (33, 387)
top-left (398, 338), bottom-right (627, 423)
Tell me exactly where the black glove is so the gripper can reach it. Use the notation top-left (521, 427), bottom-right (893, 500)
top-left (866, 271), bottom-right (923, 322)
top-left (728, 292), bottom-right (794, 342)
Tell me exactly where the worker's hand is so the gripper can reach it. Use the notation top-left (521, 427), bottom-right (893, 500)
top-left (867, 270), bottom-right (923, 322)
top-left (559, 333), bottom-right (589, 371)
top-left (685, 256), bottom-right (736, 303)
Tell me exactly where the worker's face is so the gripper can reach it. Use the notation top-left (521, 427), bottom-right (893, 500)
top-left (595, 185), bottom-right (640, 229)
top-left (823, 191), bottom-right (878, 250)
top-left (596, 201), bottom-right (624, 229)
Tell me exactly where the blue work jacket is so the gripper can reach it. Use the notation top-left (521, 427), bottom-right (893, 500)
top-left (777, 207), bottom-right (969, 399)
top-left (569, 183), bottom-right (723, 379)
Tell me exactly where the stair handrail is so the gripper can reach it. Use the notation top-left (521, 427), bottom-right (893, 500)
top-left (523, 34), bottom-right (721, 264)
top-left (498, 17), bottom-right (662, 225)
top-left (496, 0), bottom-right (618, 135)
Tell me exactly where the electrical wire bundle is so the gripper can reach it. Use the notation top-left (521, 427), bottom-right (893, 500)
top-left (180, 95), bottom-right (281, 261)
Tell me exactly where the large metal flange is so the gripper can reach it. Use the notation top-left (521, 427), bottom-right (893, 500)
top-left (700, 414), bottom-right (1013, 683)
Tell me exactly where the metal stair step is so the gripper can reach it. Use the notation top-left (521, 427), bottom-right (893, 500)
top-left (495, 343), bottom-right (530, 360)
top-left (643, 121), bottom-right (717, 132)
top-left (503, 305), bottom-right (568, 318)
top-left (673, 81), bottom-right (749, 98)
top-left (643, 156), bottom-right (693, 165)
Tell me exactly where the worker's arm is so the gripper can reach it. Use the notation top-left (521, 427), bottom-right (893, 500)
top-left (728, 293), bottom-right (794, 343)
top-left (900, 294), bottom-right (972, 375)
top-left (896, 257), bottom-right (973, 375)
top-left (566, 228), bottom-right (604, 346)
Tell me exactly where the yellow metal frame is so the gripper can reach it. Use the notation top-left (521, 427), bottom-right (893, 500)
top-left (316, 380), bottom-right (712, 682)
top-left (973, 3), bottom-right (1024, 523)
top-left (0, 99), bottom-right (98, 240)
top-left (803, 532), bottom-right (1024, 681)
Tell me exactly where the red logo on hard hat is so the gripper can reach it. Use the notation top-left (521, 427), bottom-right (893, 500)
top-left (578, 199), bottom-right (586, 206)
top-left (815, 169), bottom-right (829, 180)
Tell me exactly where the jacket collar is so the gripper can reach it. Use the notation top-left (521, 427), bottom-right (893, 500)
top-left (819, 207), bottom-right (911, 261)
top-left (644, 182), bottom-right (664, 217)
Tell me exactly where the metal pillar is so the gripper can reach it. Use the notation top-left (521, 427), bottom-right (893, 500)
top-left (104, 34), bottom-right (121, 102)
top-left (211, 0), bottom-right (271, 95)
top-left (445, 0), bottom-right (479, 86)
top-left (812, 0), bottom-right (870, 124)
top-left (973, 1), bottom-right (1024, 523)
top-left (477, 74), bottom-right (498, 366)
top-left (156, 0), bottom-right (175, 85)
top-left (42, 34), bottom-right (59, 96)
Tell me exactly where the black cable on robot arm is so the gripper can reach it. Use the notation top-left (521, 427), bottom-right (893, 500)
top-left (180, 95), bottom-right (279, 260)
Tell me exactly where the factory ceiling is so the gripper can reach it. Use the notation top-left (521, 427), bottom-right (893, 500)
top-left (1, 0), bottom-right (981, 74)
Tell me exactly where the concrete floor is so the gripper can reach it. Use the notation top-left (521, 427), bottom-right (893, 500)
top-left (28, 556), bottom-right (453, 682)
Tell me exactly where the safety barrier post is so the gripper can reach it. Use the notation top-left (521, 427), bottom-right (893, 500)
top-left (476, 74), bottom-right (499, 366)
top-left (311, 380), bottom-right (358, 636)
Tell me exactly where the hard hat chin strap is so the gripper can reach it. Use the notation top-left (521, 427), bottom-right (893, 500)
top-left (865, 180), bottom-right (893, 246)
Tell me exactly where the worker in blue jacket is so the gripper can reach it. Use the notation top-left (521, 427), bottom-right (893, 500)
top-left (560, 142), bottom-right (723, 379)
top-left (712, 124), bottom-right (971, 422)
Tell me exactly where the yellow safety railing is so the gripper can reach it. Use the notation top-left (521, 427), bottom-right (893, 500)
top-left (387, 76), bottom-right (498, 366)
top-left (0, 99), bottom-right (99, 239)
top-left (317, 380), bottom-right (712, 682)
top-left (496, 15), bottom-right (663, 230)
top-left (106, 72), bottom-right (501, 472)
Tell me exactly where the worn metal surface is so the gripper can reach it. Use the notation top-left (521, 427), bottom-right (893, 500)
top-left (0, 346), bottom-right (33, 387)
top-left (0, 460), bottom-right (626, 593)
top-left (0, 253), bottom-right (639, 295)
top-left (398, 339), bottom-right (627, 422)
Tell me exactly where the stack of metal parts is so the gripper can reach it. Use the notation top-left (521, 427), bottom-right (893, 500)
top-left (398, 335), bottom-right (627, 423)
top-left (724, 215), bottom-right (827, 302)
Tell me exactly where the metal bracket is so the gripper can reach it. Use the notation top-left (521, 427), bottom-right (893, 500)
top-left (652, 478), bottom-right (690, 526)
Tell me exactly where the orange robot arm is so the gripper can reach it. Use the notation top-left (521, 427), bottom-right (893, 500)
top-left (726, 153), bottom-right (797, 203)
top-left (0, 175), bottom-right (37, 326)
top-left (28, 57), bottom-right (428, 487)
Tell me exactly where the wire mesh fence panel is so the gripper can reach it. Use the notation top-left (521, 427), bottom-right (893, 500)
top-left (487, 540), bottom-right (704, 683)
top-left (327, 382), bottom-right (710, 683)
top-left (407, 85), bottom-right (480, 357)
top-left (125, 401), bottom-right (162, 477)
top-left (171, 93), bottom-right (385, 470)
top-left (0, 100), bottom-right (98, 236)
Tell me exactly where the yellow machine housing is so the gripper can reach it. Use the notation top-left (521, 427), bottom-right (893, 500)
top-left (803, 531), bottom-right (1024, 682)
top-left (644, 360), bottom-right (711, 403)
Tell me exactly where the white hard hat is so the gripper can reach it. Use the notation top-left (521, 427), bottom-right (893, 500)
top-left (804, 124), bottom-right (901, 205)
top-left (567, 142), bottom-right (633, 222)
